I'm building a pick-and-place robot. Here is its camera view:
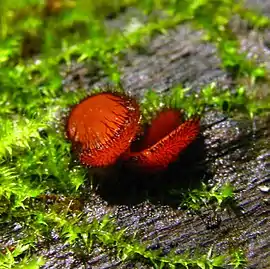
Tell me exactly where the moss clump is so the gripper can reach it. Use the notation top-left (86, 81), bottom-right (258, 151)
top-left (141, 83), bottom-right (270, 120)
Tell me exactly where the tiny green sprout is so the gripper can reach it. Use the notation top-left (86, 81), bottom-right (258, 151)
top-left (236, 5), bottom-right (270, 29)
top-left (142, 89), bottom-right (163, 110)
top-left (0, 242), bottom-right (45, 269)
top-left (141, 89), bottom-right (164, 121)
top-left (0, 37), bottom-right (21, 64)
top-left (201, 82), bottom-right (217, 103)
top-left (166, 86), bottom-right (191, 109)
top-left (250, 66), bottom-right (267, 85)
top-left (17, 256), bottom-right (45, 269)
top-left (69, 166), bottom-right (86, 191)
top-left (181, 182), bottom-right (234, 212)
top-left (230, 249), bottom-right (247, 268)
top-left (110, 69), bottom-right (121, 84)
top-left (210, 183), bottom-right (234, 208)
top-left (236, 86), bottom-right (245, 98)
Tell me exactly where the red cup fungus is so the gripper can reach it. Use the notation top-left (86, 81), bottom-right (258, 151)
top-left (124, 109), bottom-right (200, 172)
top-left (66, 92), bottom-right (141, 167)
top-left (66, 91), bottom-right (200, 172)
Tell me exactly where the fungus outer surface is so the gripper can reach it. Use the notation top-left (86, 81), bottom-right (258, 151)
top-left (66, 92), bottom-right (141, 167)
top-left (124, 112), bottom-right (200, 172)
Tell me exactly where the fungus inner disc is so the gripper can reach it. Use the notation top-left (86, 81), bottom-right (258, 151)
top-left (138, 109), bottom-right (183, 151)
top-left (67, 92), bottom-right (140, 167)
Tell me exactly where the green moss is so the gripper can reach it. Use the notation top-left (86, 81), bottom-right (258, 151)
top-left (229, 249), bottom-right (247, 268)
top-left (141, 83), bottom-right (270, 120)
top-left (15, 209), bottom-right (242, 269)
top-left (161, 0), bottom-right (269, 81)
top-left (179, 182), bottom-right (235, 212)
top-left (0, 242), bottom-right (45, 269)
top-left (0, 0), bottom-right (269, 268)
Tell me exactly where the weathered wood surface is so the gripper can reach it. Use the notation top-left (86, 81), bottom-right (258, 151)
top-left (1, 1), bottom-right (269, 268)
top-left (57, 5), bottom-right (270, 267)
top-left (44, 1), bottom-right (270, 268)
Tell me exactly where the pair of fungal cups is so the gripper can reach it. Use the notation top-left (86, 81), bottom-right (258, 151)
top-left (66, 90), bottom-right (200, 172)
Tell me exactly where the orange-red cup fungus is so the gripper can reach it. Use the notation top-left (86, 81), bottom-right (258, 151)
top-left (66, 91), bottom-right (200, 172)
top-left (123, 109), bottom-right (200, 172)
top-left (66, 92), bottom-right (141, 167)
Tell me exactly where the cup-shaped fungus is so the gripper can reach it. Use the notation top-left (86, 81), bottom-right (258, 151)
top-left (123, 109), bottom-right (200, 172)
top-left (66, 92), bottom-right (141, 167)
